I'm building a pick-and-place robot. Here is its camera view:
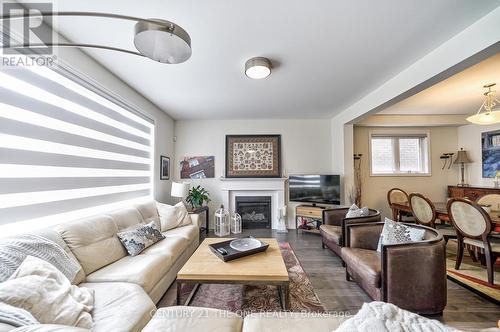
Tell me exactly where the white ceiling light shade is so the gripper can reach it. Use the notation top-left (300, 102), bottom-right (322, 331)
top-left (466, 83), bottom-right (500, 125)
top-left (245, 57), bottom-right (272, 79)
top-left (134, 19), bottom-right (191, 64)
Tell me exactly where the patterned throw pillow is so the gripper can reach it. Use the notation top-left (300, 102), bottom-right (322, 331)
top-left (345, 204), bottom-right (370, 218)
top-left (377, 218), bottom-right (426, 252)
top-left (117, 221), bottom-right (165, 256)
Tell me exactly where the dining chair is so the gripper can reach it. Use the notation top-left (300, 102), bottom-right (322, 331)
top-left (477, 194), bottom-right (500, 212)
top-left (409, 193), bottom-right (456, 243)
top-left (387, 188), bottom-right (409, 222)
top-left (447, 198), bottom-right (500, 285)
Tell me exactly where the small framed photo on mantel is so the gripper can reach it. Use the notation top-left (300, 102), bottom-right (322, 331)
top-left (160, 156), bottom-right (170, 180)
top-left (225, 134), bottom-right (282, 178)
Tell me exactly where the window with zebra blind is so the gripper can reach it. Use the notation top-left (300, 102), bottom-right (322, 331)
top-left (0, 59), bottom-right (155, 236)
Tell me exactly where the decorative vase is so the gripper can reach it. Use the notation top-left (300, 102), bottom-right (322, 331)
top-left (231, 212), bottom-right (242, 234)
top-left (214, 205), bottom-right (230, 237)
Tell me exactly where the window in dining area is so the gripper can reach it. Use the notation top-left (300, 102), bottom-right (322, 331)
top-left (370, 132), bottom-right (430, 176)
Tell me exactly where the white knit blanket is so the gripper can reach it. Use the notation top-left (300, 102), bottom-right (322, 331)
top-left (0, 234), bottom-right (80, 283)
top-left (335, 302), bottom-right (462, 332)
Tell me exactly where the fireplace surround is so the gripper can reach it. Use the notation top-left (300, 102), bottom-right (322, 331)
top-left (220, 177), bottom-right (287, 229)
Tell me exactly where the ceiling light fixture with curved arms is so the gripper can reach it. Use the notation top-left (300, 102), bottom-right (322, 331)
top-left (0, 11), bottom-right (192, 64)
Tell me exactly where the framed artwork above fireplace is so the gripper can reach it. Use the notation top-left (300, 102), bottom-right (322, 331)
top-left (225, 134), bottom-right (282, 178)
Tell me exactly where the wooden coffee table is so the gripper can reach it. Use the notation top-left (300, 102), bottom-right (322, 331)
top-left (176, 238), bottom-right (290, 309)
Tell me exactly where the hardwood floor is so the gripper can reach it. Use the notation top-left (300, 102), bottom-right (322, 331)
top-left (161, 228), bottom-right (499, 331)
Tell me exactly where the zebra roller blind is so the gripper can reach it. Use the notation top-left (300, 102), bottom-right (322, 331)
top-left (0, 61), bottom-right (154, 236)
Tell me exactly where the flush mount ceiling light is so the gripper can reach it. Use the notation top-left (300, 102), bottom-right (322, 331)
top-left (245, 57), bottom-right (271, 79)
top-left (466, 83), bottom-right (500, 125)
top-left (0, 12), bottom-right (191, 64)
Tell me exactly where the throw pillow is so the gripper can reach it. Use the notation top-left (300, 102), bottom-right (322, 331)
top-left (0, 256), bottom-right (94, 329)
top-left (117, 221), bottom-right (165, 256)
top-left (345, 204), bottom-right (370, 218)
top-left (157, 203), bottom-right (178, 231)
top-left (174, 202), bottom-right (192, 228)
top-left (377, 218), bottom-right (426, 252)
top-left (335, 301), bottom-right (459, 332)
top-left (157, 202), bottom-right (192, 232)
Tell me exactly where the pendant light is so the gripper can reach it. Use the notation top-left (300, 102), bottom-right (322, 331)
top-left (466, 83), bottom-right (500, 125)
top-left (0, 12), bottom-right (191, 64)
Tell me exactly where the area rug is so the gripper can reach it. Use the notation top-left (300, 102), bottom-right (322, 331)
top-left (177, 242), bottom-right (325, 316)
top-left (446, 240), bottom-right (500, 303)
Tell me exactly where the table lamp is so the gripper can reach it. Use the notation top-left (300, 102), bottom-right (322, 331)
top-left (171, 182), bottom-right (189, 203)
top-left (453, 148), bottom-right (472, 187)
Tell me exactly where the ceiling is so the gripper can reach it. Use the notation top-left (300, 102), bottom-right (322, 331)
top-left (22, 0), bottom-right (500, 120)
top-left (379, 52), bottom-right (500, 115)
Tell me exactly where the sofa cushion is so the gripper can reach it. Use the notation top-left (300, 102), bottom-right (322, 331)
top-left (107, 207), bottom-right (145, 232)
top-left (243, 312), bottom-right (347, 332)
top-left (57, 215), bottom-right (126, 275)
top-left (79, 282), bottom-right (154, 332)
top-left (29, 228), bottom-right (86, 285)
top-left (135, 201), bottom-right (160, 228)
top-left (141, 236), bottom-right (189, 258)
top-left (142, 306), bottom-right (243, 332)
top-left (117, 221), bottom-right (165, 256)
top-left (320, 225), bottom-right (342, 245)
top-left (85, 254), bottom-right (172, 293)
top-left (157, 202), bottom-right (192, 232)
top-left (163, 225), bottom-right (198, 243)
top-left (342, 248), bottom-right (381, 288)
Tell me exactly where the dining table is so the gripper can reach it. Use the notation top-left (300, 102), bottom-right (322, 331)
top-left (390, 201), bottom-right (500, 232)
top-left (390, 201), bottom-right (500, 266)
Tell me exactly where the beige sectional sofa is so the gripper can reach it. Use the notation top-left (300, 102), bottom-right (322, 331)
top-left (1, 201), bottom-right (200, 332)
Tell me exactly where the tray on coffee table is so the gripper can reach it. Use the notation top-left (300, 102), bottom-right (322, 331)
top-left (208, 237), bottom-right (269, 262)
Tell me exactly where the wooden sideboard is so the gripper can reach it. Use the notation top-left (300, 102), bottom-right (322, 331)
top-left (448, 185), bottom-right (500, 201)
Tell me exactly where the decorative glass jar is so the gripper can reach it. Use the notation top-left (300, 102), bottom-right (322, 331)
top-left (276, 206), bottom-right (288, 233)
top-left (214, 205), bottom-right (230, 237)
top-left (231, 212), bottom-right (242, 234)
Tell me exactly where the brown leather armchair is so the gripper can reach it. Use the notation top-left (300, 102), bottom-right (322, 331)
top-left (319, 208), bottom-right (381, 260)
top-left (342, 222), bottom-right (447, 315)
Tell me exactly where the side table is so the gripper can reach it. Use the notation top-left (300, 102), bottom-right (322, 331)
top-left (188, 206), bottom-right (209, 235)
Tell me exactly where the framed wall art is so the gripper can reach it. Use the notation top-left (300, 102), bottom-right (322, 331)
top-left (482, 129), bottom-right (500, 178)
top-left (225, 135), bottom-right (281, 178)
top-left (180, 156), bottom-right (215, 179)
top-left (160, 156), bottom-right (170, 180)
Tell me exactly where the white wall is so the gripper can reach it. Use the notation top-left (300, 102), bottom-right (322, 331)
top-left (458, 123), bottom-right (500, 186)
top-left (54, 46), bottom-right (176, 204)
top-left (174, 119), bottom-right (333, 228)
top-left (353, 126), bottom-right (460, 218)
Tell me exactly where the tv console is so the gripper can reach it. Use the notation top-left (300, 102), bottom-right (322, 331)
top-left (295, 204), bottom-right (325, 234)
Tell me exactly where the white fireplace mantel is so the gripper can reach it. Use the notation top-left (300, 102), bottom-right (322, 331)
top-left (219, 177), bottom-right (287, 229)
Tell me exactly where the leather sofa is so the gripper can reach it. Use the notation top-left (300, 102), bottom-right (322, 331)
top-left (0, 201), bottom-right (200, 332)
top-left (320, 208), bottom-right (381, 259)
top-left (341, 222), bottom-right (447, 315)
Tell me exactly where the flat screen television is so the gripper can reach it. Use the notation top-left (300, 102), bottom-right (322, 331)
top-left (289, 174), bottom-right (340, 205)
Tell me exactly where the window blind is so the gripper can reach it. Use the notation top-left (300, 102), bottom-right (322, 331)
top-left (0, 60), bottom-right (154, 236)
